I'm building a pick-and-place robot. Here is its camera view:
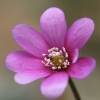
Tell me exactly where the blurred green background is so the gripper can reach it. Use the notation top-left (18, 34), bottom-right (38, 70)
top-left (0, 0), bottom-right (100, 100)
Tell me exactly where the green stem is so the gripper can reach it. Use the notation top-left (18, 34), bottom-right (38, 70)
top-left (69, 78), bottom-right (81, 100)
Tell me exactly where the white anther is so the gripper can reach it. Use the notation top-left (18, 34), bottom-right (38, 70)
top-left (55, 52), bottom-right (60, 56)
top-left (65, 60), bottom-right (68, 62)
top-left (65, 53), bottom-right (68, 58)
top-left (52, 53), bottom-right (56, 57)
top-left (55, 47), bottom-right (58, 51)
top-left (58, 66), bottom-right (61, 69)
top-left (51, 47), bottom-right (56, 51)
top-left (48, 48), bottom-right (54, 52)
top-left (59, 50), bottom-right (62, 54)
top-left (44, 57), bottom-right (47, 61)
top-left (67, 62), bottom-right (70, 65)
top-left (63, 47), bottom-right (66, 52)
top-left (52, 51), bottom-right (56, 54)
top-left (48, 53), bottom-right (52, 57)
top-left (63, 62), bottom-right (67, 68)
top-left (42, 61), bottom-right (45, 64)
top-left (50, 62), bottom-right (54, 65)
top-left (42, 54), bottom-right (47, 56)
top-left (63, 65), bottom-right (67, 68)
top-left (45, 63), bottom-right (50, 66)
top-left (48, 49), bottom-right (52, 53)
top-left (63, 62), bottom-right (67, 66)
top-left (59, 59), bottom-right (62, 63)
top-left (47, 59), bottom-right (50, 62)
top-left (53, 47), bottom-right (55, 49)
top-left (52, 67), bottom-right (57, 69)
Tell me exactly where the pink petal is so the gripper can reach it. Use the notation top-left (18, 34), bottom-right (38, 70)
top-left (41, 71), bottom-right (68, 99)
top-left (65, 18), bottom-right (94, 53)
top-left (14, 69), bottom-right (52, 84)
top-left (69, 48), bottom-right (79, 63)
top-left (67, 57), bottom-right (96, 79)
top-left (40, 7), bottom-right (67, 49)
top-left (5, 51), bottom-right (48, 72)
top-left (12, 24), bottom-right (50, 58)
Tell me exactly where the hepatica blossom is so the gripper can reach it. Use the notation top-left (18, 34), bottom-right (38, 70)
top-left (5, 7), bottom-right (96, 99)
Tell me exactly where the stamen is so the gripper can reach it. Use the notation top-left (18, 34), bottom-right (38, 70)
top-left (63, 62), bottom-right (67, 66)
top-left (65, 53), bottom-right (68, 58)
top-left (52, 66), bottom-right (57, 69)
top-left (52, 53), bottom-right (56, 57)
top-left (42, 47), bottom-right (70, 70)
top-left (67, 62), bottom-right (70, 65)
top-left (66, 60), bottom-right (68, 62)
top-left (47, 59), bottom-right (50, 62)
top-left (63, 47), bottom-right (66, 52)
top-left (42, 54), bottom-right (47, 56)
top-left (59, 50), bottom-right (62, 54)
top-left (63, 65), bottom-right (67, 68)
top-left (42, 61), bottom-right (45, 64)
top-left (59, 59), bottom-right (62, 63)
top-left (45, 63), bottom-right (50, 66)
top-left (44, 57), bottom-right (47, 61)
top-left (58, 66), bottom-right (61, 69)
top-left (55, 47), bottom-right (59, 51)
top-left (50, 62), bottom-right (54, 65)
top-left (55, 52), bottom-right (60, 56)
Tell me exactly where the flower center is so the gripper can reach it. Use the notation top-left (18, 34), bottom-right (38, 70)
top-left (42, 47), bottom-right (70, 70)
top-left (52, 55), bottom-right (65, 67)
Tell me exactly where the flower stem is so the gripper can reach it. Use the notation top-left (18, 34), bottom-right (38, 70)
top-left (69, 78), bottom-right (81, 100)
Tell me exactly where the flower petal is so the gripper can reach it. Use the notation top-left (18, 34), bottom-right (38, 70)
top-left (67, 57), bottom-right (96, 79)
top-left (14, 69), bottom-right (52, 84)
top-left (69, 48), bottom-right (79, 63)
top-left (40, 7), bottom-right (67, 49)
top-left (5, 51), bottom-right (47, 72)
top-left (41, 71), bottom-right (68, 99)
top-left (12, 24), bottom-right (50, 58)
top-left (65, 18), bottom-right (94, 52)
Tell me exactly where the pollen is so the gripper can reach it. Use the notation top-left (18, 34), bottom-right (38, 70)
top-left (42, 47), bottom-right (70, 70)
top-left (52, 56), bottom-right (65, 66)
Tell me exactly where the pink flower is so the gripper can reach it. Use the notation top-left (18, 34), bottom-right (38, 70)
top-left (5, 7), bottom-right (96, 99)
